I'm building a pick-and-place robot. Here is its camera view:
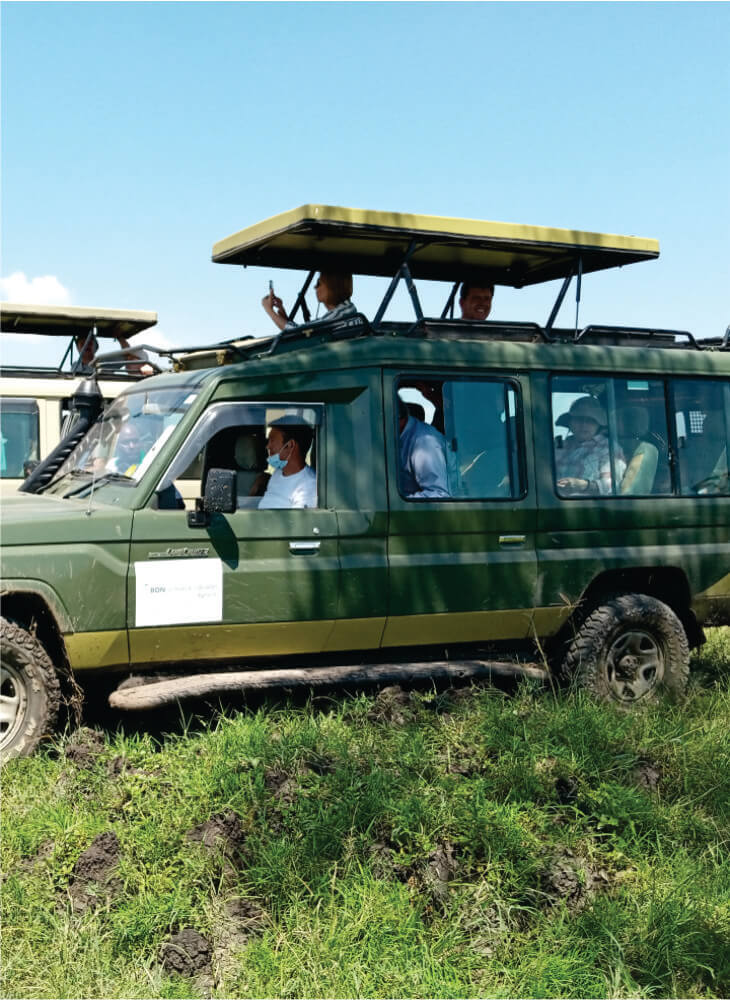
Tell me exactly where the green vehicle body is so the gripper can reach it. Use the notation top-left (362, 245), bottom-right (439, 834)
top-left (2, 335), bottom-right (728, 674)
top-left (1, 205), bottom-right (728, 758)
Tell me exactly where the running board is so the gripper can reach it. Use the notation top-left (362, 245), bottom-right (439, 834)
top-left (109, 659), bottom-right (548, 711)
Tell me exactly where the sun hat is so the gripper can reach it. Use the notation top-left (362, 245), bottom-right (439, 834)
top-left (556, 396), bottom-right (607, 428)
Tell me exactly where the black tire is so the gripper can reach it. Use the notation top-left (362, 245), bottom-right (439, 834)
top-left (1, 617), bottom-right (62, 763)
top-left (562, 594), bottom-right (689, 705)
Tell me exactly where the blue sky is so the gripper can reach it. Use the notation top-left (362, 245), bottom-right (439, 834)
top-left (2, 1), bottom-right (728, 365)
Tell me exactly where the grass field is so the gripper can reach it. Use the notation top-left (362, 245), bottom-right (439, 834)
top-left (2, 628), bottom-right (729, 999)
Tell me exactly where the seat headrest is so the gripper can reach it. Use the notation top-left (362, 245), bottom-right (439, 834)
top-left (234, 433), bottom-right (259, 470)
top-left (619, 405), bottom-right (649, 438)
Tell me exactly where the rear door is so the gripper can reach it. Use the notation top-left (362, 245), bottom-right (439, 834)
top-left (382, 370), bottom-right (540, 648)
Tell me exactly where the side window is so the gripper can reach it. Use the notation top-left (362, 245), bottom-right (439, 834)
top-left (0, 398), bottom-right (40, 478)
top-left (552, 375), bottom-right (675, 498)
top-left (396, 377), bottom-right (523, 500)
top-left (160, 402), bottom-right (321, 510)
top-left (672, 380), bottom-right (729, 495)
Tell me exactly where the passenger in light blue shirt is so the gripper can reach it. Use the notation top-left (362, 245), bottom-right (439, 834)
top-left (397, 398), bottom-right (451, 499)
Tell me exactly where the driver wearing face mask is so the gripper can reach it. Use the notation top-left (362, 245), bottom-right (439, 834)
top-left (258, 418), bottom-right (316, 509)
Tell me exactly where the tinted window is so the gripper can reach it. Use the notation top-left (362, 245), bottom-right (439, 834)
top-left (551, 376), bottom-right (672, 497)
top-left (397, 378), bottom-right (523, 500)
top-left (672, 380), bottom-right (729, 495)
top-left (0, 398), bottom-right (39, 478)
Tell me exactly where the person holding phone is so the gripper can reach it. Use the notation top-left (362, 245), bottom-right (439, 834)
top-left (261, 272), bottom-right (356, 331)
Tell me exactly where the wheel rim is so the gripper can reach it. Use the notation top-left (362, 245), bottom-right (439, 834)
top-left (0, 660), bottom-right (29, 753)
top-left (605, 629), bottom-right (664, 702)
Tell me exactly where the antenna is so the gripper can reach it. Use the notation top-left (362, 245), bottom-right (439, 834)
top-left (574, 256), bottom-right (583, 335)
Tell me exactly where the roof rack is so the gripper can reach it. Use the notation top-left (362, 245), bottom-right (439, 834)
top-left (171, 314), bottom-right (728, 372)
top-left (1, 302), bottom-right (161, 376)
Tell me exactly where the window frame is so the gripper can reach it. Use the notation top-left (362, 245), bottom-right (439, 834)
top-left (394, 373), bottom-right (528, 503)
top-left (155, 399), bottom-right (325, 508)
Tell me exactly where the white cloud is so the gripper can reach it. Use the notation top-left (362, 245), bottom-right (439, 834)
top-left (0, 271), bottom-right (72, 305)
top-left (128, 327), bottom-right (175, 351)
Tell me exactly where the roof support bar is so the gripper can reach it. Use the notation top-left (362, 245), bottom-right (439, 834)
top-left (544, 256), bottom-right (582, 338)
top-left (372, 241), bottom-right (425, 328)
top-left (440, 281), bottom-right (460, 319)
top-left (287, 269), bottom-right (315, 324)
top-left (574, 255), bottom-right (583, 336)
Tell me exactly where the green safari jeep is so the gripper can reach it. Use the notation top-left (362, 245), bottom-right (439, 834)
top-left (2, 206), bottom-right (729, 761)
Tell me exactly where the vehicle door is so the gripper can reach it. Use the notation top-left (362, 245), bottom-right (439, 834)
top-left (127, 400), bottom-right (340, 667)
top-left (382, 370), bottom-right (539, 648)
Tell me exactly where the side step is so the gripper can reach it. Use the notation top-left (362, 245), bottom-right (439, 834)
top-left (109, 659), bottom-right (549, 711)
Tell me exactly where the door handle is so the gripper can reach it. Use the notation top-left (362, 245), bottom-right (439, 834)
top-left (289, 541), bottom-right (321, 554)
top-left (499, 534), bottom-right (526, 546)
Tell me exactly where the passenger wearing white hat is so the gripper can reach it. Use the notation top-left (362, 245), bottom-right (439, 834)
top-left (555, 396), bottom-right (626, 496)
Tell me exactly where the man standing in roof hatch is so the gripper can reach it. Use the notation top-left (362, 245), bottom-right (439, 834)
top-left (459, 281), bottom-right (494, 321)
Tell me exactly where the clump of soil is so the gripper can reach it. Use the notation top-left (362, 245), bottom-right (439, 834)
top-left (633, 757), bottom-right (662, 791)
top-left (264, 768), bottom-right (299, 806)
top-left (64, 728), bottom-right (106, 769)
top-left (422, 842), bottom-right (459, 905)
top-left (187, 811), bottom-right (246, 856)
top-left (537, 849), bottom-right (610, 912)
top-left (159, 928), bottom-right (212, 978)
top-left (68, 831), bottom-right (121, 913)
top-left (367, 685), bottom-right (414, 725)
top-left (213, 897), bottom-right (267, 981)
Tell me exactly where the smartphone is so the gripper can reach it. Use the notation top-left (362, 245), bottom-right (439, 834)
top-left (268, 280), bottom-right (274, 294)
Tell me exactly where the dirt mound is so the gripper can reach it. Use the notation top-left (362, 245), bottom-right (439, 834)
top-left (68, 831), bottom-right (120, 912)
top-left (64, 728), bottom-right (106, 769)
top-left (633, 757), bottom-right (662, 791)
top-left (367, 685), bottom-right (413, 724)
top-left (159, 927), bottom-right (212, 978)
top-left (264, 768), bottom-right (299, 806)
top-left (213, 897), bottom-right (267, 979)
top-left (187, 811), bottom-right (245, 855)
top-left (538, 850), bottom-right (610, 912)
top-left (422, 842), bottom-right (459, 905)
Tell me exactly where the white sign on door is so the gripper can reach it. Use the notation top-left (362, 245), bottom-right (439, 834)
top-left (135, 558), bottom-right (223, 627)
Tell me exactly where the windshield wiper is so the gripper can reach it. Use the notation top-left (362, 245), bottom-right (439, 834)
top-left (63, 472), bottom-right (135, 498)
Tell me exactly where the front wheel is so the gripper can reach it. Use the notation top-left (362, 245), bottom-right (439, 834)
top-left (1, 618), bottom-right (61, 763)
top-left (562, 594), bottom-right (689, 704)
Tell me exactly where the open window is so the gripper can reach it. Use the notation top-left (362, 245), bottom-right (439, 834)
top-left (157, 402), bottom-right (322, 510)
top-left (396, 377), bottom-right (524, 501)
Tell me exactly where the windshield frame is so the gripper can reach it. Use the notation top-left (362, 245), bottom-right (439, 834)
top-left (42, 383), bottom-right (207, 503)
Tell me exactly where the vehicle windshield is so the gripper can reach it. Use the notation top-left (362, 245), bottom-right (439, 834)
top-left (44, 386), bottom-right (199, 494)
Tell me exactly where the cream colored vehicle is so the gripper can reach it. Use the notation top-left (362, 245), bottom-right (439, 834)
top-left (0, 304), bottom-right (158, 495)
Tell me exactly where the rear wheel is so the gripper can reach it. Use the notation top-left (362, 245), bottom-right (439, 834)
top-left (562, 594), bottom-right (689, 704)
top-left (1, 617), bottom-right (61, 763)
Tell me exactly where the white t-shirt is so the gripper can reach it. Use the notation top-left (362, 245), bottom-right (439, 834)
top-left (258, 466), bottom-right (316, 509)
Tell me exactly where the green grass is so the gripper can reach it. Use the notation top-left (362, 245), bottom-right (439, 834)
top-left (2, 628), bottom-right (729, 999)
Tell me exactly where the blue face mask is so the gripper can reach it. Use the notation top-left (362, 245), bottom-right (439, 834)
top-left (268, 446), bottom-right (289, 471)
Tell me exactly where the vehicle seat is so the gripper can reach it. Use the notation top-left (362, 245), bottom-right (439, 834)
top-left (234, 432), bottom-right (261, 500)
top-left (620, 440), bottom-right (659, 494)
top-left (618, 406), bottom-right (659, 495)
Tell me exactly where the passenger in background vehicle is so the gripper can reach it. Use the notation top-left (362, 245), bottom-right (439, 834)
top-left (258, 417), bottom-right (316, 509)
top-left (74, 333), bottom-right (153, 376)
top-left (556, 396), bottom-right (626, 496)
top-left (459, 281), bottom-right (494, 321)
top-left (262, 272), bottom-right (356, 331)
top-left (398, 397), bottom-right (450, 499)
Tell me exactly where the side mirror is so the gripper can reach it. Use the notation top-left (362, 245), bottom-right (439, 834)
top-left (187, 468), bottom-right (237, 527)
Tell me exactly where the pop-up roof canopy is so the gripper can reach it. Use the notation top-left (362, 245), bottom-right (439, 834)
top-left (1, 303), bottom-right (157, 339)
top-left (212, 204), bottom-right (659, 287)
